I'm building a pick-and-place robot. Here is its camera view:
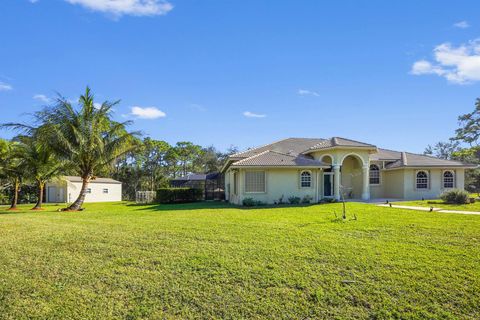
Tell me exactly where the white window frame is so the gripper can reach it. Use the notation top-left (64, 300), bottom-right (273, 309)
top-left (415, 170), bottom-right (429, 190)
top-left (86, 188), bottom-right (92, 194)
top-left (244, 170), bottom-right (266, 193)
top-left (103, 188), bottom-right (109, 194)
top-left (300, 170), bottom-right (312, 188)
top-left (442, 170), bottom-right (455, 189)
top-left (369, 164), bottom-right (380, 185)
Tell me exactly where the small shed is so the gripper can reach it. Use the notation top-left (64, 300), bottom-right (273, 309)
top-left (45, 176), bottom-right (122, 203)
top-left (170, 173), bottom-right (224, 200)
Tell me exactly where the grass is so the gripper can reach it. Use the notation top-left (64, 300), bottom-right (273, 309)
top-left (0, 202), bottom-right (479, 319)
top-left (393, 199), bottom-right (480, 212)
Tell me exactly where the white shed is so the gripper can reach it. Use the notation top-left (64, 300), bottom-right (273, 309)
top-left (45, 176), bottom-right (122, 203)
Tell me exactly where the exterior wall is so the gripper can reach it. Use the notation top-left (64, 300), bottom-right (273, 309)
top-left (403, 168), bottom-right (465, 200)
top-left (226, 168), bottom-right (320, 205)
top-left (383, 170), bottom-right (405, 199)
top-left (45, 180), bottom-right (122, 203)
top-left (369, 161), bottom-right (385, 199)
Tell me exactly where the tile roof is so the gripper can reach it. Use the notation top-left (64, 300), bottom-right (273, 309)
top-left (227, 138), bottom-right (477, 169)
top-left (308, 137), bottom-right (377, 151)
top-left (230, 138), bottom-right (328, 159)
top-left (231, 150), bottom-right (330, 168)
top-left (384, 152), bottom-right (477, 169)
top-left (64, 176), bottom-right (122, 184)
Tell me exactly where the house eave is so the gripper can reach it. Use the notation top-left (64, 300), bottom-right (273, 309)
top-left (229, 165), bottom-right (330, 170)
top-left (383, 165), bottom-right (479, 171)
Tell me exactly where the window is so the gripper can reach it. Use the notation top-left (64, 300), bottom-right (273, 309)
top-left (300, 171), bottom-right (312, 188)
top-left (443, 171), bottom-right (455, 189)
top-left (369, 164), bottom-right (380, 185)
top-left (416, 171), bottom-right (429, 189)
top-left (86, 188), bottom-right (92, 194)
top-left (103, 188), bottom-right (109, 194)
top-left (245, 171), bottom-right (266, 193)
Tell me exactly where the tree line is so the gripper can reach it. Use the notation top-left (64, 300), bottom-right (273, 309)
top-left (424, 98), bottom-right (480, 192)
top-left (0, 87), bottom-right (236, 211)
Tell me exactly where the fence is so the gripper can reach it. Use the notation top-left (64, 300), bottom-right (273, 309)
top-left (135, 191), bottom-right (157, 204)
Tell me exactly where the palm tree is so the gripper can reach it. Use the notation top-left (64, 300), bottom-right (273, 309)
top-left (0, 141), bottom-right (26, 210)
top-left (4, 87), bottom-right (140, 211)
top-left (15, 135), bottom-right (69, 210)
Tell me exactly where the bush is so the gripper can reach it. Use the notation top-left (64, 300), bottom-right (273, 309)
top-left (288, 196), bottom-right (301, 204)
top-left (242, 197), bottom-right (256, 207)
top-left (242, 198), bottom-right (265, 207)
top-left (302, 195), bottom-right (313, 204)
top-left (440, 189), bottom-right (469, 204)
top-left (156, 188), bottom-right (203, 203)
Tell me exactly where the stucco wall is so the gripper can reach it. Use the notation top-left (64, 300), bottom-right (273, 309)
top-left (226, 168), bottom-right (320, 205)
top-left (383, 170), bottom-right (405, 199)
top-left (45, 180), bottom-right (122, 203)
top-left (403, 168), bottom-right (465, 200)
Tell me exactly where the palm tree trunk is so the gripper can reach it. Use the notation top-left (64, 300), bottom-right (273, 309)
top-left (32, 181), bottom-right (44, 210)
top-left (9, 177), bottom-right (20, 210)
top-left (67, 178), bottom-right (90, 211)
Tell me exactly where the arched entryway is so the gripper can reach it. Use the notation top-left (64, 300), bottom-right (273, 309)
top-left (340, 154), bottom-right (364, 199)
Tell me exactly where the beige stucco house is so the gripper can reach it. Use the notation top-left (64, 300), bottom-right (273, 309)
top-left (222, 137), bottom-right (477, 205)
top-left (45, 176), bottom-right (122, 203)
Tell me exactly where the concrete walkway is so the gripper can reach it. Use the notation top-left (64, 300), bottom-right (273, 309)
top-left (376, 204), bottom-right (480, 215)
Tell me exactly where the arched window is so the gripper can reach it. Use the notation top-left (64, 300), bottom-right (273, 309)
top-left (369, 164), bottom-right (380, 185)
top-left (300, 171), bottom-right (312, 188)
top-left (443, 171), bottom-right (455, 189)
top-left (416, 171), bottom-right (429, 189)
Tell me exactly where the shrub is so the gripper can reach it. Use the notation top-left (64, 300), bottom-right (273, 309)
top-left (288, 196), bottom-right (301, 204)
top-left (242, 198), bottom-right (265, 207)
top-left (440, 189), bottom-right (469, 204)
top-left (156, 188), bottom-right (203, 203)
top-left (242, 197), bottom-right (256, 207)
top-left (302, 195), bottom-right (313, 204)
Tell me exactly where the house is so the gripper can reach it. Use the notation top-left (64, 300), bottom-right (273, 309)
top-left (170, 172), bottom-right (225, 200)
top-left (221, 137), bottom-right (477, 205)
top-left (45, 176), bottom-right (122, 203)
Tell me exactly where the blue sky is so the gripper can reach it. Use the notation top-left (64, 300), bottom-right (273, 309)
top-left (1, 0), bottom-right (480, 153)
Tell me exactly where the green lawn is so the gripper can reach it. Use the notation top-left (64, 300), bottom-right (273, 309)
top-left (0, 202), bottom-right (479, 319)
top-left (393, 199), bottom-right (480, 212)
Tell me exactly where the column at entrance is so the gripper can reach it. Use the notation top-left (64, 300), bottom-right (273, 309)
top-left (333, 164), bottom-right (341, 200)
top-left (361, 165), bottom-right (370, 200)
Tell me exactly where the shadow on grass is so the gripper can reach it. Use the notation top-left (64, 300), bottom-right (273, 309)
top-left (128, 201), bottom-right (326, 212)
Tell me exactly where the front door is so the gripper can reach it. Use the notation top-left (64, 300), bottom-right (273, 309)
top-left (48, 187), bottom-right (57, 203)
top-left (323, 173), bottom-right (334, 197)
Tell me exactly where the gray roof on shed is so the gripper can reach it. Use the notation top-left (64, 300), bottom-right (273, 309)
top-left (64, 176), bottom-right (122, 184)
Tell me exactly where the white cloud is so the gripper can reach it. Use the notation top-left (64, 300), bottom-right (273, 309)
top-left (453, 21), bottom-right (469, 29)
top-left (65, 0), bottom-right (173, 17)
top-left (131, 106), bottom-right (166, 119)
top-left (243, 111), bottom-right (266, 118)
top-left (297, 89), bottom-right (319, 97)
top-left (93, 102), bottom-right (102, 109)
top-left (0, 82), bottom-right (12, 91)
top-left (411, 39), bottom-right (480, 84)
top-left (33, 94), bottom-right (51, 103)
